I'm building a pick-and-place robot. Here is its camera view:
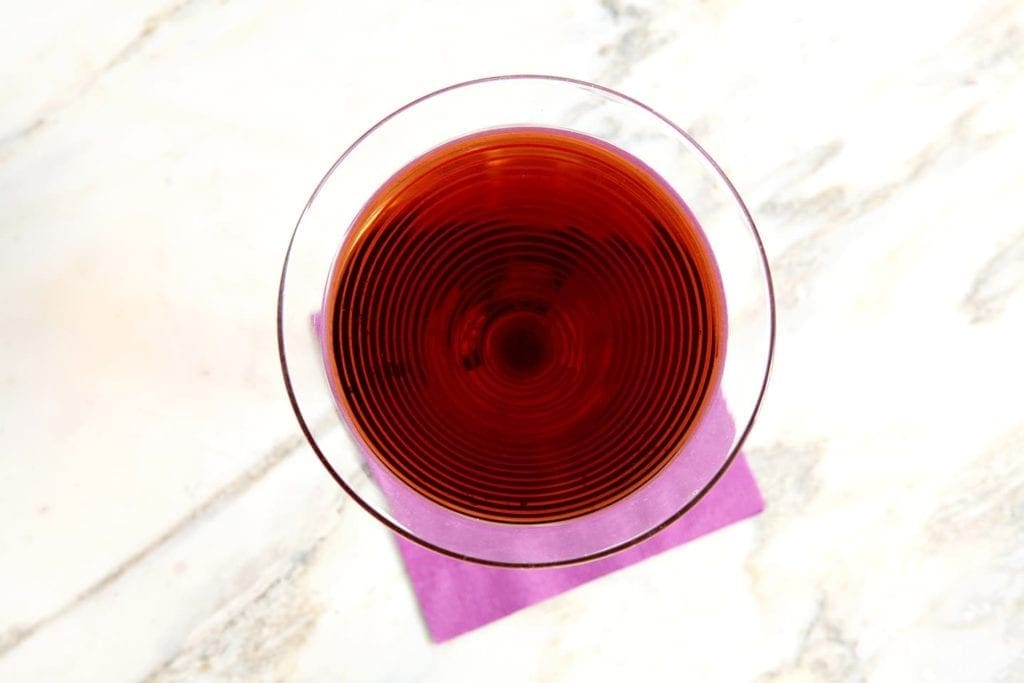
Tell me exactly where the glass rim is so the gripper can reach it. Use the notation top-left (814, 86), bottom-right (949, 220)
top-left (277, 74), bottom-right (776, 567)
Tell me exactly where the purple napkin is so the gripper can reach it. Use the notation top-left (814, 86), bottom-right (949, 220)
top-left (396, 454), bottom-right (762, 642)
top-left (310, 312), bottom-right (763, 642)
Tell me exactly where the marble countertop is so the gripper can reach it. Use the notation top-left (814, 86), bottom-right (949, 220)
top-left (2, 1), bottom-right (1023, 680)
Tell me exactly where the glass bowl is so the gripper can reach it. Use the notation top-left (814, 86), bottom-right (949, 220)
top-left (278, 75), bottom-right (774, 567)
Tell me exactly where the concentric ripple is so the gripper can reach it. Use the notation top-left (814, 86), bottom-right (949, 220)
top-left (323, 127), bottom-right (724, 523)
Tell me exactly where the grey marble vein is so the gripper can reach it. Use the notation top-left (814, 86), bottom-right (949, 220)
top-left (758, 596), bottom-right (865, 683)
top-left (596, 0), bottom-right (671, 86)
top-left (962, 231), bottom-right (1024, 324)
top-left (0, 0), bottom-right (201, 153)
top-left (0, 427), bottom-right (310, 658)
top-left (141, 531), bottom-right (332, 682)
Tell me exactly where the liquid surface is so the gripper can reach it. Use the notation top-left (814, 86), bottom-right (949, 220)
top-left (323, 128), bottom-right (724, 523)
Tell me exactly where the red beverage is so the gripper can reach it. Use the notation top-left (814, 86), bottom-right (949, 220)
top-left (323, 127), bottom-right (724, 524)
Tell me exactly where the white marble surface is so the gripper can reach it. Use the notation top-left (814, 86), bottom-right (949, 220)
top-left (1, 0), bottom-right (1023, 680)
